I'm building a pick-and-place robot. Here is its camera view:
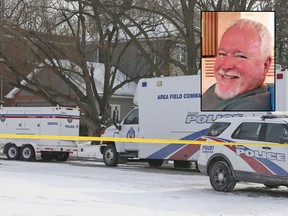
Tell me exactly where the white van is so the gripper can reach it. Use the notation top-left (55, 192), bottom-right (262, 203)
top-left (100, 75), bottom-right (263, 167)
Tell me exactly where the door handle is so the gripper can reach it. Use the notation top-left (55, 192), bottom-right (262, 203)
top-left (262, 146), bottom-right (271, 150)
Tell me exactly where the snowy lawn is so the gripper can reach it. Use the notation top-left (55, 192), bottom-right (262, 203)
top-left (0, 159), bottom-right (288, 216)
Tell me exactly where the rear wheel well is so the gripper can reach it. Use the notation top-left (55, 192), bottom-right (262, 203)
top-left (100, 142), bottom-right (115, 154)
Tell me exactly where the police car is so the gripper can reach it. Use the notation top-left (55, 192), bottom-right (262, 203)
top-left (197, 115), bottom-right (288, 192)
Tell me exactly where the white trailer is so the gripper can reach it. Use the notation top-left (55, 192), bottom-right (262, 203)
top-left (275, 64), bottom-right (288, 111)
top-left (0, 106), bottom-right (80, 161)
top-left (100, 75), bottom-right (271, 168)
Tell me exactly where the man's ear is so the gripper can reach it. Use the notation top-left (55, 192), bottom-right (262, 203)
top-left (263, 56), bottom-right (272, 75)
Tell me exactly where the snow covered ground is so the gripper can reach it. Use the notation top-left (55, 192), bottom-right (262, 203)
top-left (0, 154), bottom-right (288, 216)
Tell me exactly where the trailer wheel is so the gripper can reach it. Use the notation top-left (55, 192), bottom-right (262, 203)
top-left (148, 159), bottom-right (164, 167)
top-left (21, 145), bottom-right (35, 161)
top-left (103, 145), bottom-right (118, 167)
top-left (6, 144), bottom-right (20, 160)
top-left (209, 161), bottom-right (236, 192)
top-left (264, 184), bottom-right (280, 189)
top-left (55, 152), bottom-right (69, 161)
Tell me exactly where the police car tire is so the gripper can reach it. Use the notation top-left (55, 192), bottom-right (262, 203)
top-left (103, 145), bottom-right (118, 167)
top-left (6, 144), bottom-right (20, 160)
top-left (209, 161), bottom-right (236, 192)
top-left (21, 145), bottom-right (35, 161)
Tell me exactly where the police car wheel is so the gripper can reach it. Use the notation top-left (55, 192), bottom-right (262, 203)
top-left (209, 161), bottom-right (236, 192)
top-left (6, 144), bottom-right (20, 160)
top-left (21, 145), bottom-right (35, 161)
top-left (103, 145), bottom-right (118, 167)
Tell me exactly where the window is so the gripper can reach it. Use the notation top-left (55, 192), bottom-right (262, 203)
top-left (111, 104), bottom-right (121, 121)
top-left (32, 43), bottom-right (39, 63)
top-left (232, 122), bottom-right (262, 141)
top-left (206, 122), bottom-right (230, 136)
top-left (123, 109), bottom-right (139, 125)
top-left (0, 40), bottom-right (3, 60)
top-left (264, 123), bottom-right (288, 143)
top-left (202, 12), bottom-right (218, 57)
top-left (96, 48), bottom-right (104, 63)
top-left (175, 44), bottom-right (187, 64)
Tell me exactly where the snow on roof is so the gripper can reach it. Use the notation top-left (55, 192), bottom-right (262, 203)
top-left (6, 59), bottom-right (137, 99)
top-left (86, 18), bottom-right (177, 43)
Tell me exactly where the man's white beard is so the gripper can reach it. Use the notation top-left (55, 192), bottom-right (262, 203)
top-left (214, 69), bottom-right (242, 100)
top-left (215, 82), bottom-right (241, 100)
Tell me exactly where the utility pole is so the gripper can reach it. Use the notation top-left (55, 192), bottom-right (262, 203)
top-left (0, 0), bottom-right (3, 60)
top-left (0, 75), bottom-right (3, 103)
top-left (0, 0), bottom-right (4, 104)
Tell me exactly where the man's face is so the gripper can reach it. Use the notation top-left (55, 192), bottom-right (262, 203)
top-left (214, 24), bottom-right (271, 99)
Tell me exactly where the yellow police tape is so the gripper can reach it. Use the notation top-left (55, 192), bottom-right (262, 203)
top-left (0, 133), bottom-right (288, 147)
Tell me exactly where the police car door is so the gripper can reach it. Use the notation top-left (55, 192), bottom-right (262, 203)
top-left (260, 123), bottom-right (288, 177)
top-left (231, 122), bottom-right (265, 175)
top-left (119, 109), bottom-right (139, 151)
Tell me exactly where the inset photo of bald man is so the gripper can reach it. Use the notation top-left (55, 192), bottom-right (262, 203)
top-left (201, 12), bottom-right (275, 111)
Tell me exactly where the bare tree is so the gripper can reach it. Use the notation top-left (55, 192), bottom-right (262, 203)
top-left (0, 0), bottom-right (278, 137)
top-left (196, 0), bottom-right (272, 11)
top-left (0, 0), bottom-right (155, 135)
top-left (106, 0), bottom-right (199, 75)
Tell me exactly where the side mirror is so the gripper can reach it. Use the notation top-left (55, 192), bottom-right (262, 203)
top-left (113, 109), bottom-right (121, 130)
top-left (279, 136), bottom-right (288, 144)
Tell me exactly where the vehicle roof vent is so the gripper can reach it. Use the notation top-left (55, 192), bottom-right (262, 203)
top-left (261, 114), bottom-right (288, 120)
top-left (261, 115), bottom-right (276, 120)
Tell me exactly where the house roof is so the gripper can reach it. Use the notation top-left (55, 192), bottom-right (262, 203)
top-left (86, 18), bottom-right (176, 44)
top-left (6, 59), bottom-right (137, 99)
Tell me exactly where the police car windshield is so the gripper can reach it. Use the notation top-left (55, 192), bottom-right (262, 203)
top-left (206, 122), bottom-right (230, 136)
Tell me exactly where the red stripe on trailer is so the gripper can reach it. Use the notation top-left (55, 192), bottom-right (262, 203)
top-left (277, 73), bottom-right (283, 79)
top-left (4, 115), bottom-right (79, 119)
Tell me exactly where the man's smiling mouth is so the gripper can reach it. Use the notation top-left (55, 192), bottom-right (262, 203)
top-left (217, 69), bottom-right (240, 80)
top-left (222, 74), bottom-right (239, 79)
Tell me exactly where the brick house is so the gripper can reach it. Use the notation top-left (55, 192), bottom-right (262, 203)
top-left (5, 60), bottom-right (137, 121)
top-left (0, 24), bottom-right (186, 119)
